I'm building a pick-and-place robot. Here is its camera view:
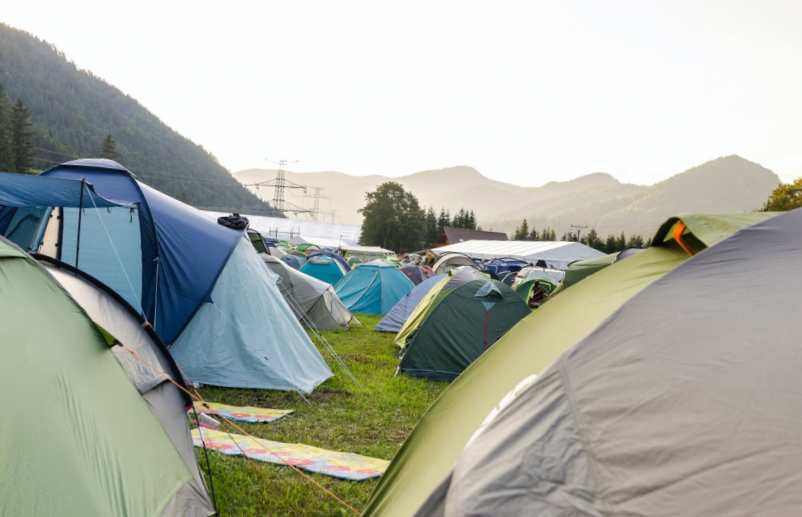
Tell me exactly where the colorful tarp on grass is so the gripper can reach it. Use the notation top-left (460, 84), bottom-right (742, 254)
top-left (191, 428), bottom-right (389, 481)
top-left (192, 401), bottom-right (293, 424)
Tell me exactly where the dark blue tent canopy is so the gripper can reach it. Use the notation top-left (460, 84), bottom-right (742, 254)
top-left (0, 160), bottom-right (241, 344)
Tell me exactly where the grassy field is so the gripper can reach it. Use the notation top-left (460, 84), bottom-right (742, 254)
top-left (197, 314), bottom-right (447, 516)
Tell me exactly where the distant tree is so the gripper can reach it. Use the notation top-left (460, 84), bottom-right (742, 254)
top-left (437, 209), bottom-right (450, 242)
top-left (616, 232), bottom-right (627, 250)
top-left (0, 85), bottom-right (11, 171)
top-left (100, 134), bottom-right (120, 161)
top-left (626, 235), bottom-right (646, 248)
top-left (541, 227), bottom-right (556, 241)
top-left (513, 219), bottom-right (529, 240)
top-left (359, 182), bottom-right (425, 252)
top-left (604, 234), bottom-right (617, 253)
top-left (10, 99), bottom-right (33, 173)
top-left (763, 177), bottom-right (802, 211)
top-left (467, 210), bottom-right (477, 230)
top-left (581, 228), bottom-right (603, 251)
top-left (424, 207), bottom-right (439, 247)
top-left (527, 227), bottom-right (540, 241)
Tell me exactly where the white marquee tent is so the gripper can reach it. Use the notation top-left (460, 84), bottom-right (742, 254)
top-left (433, 240), bottom-right (604, 269)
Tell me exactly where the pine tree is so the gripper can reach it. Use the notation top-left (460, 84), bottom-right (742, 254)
top-left (513, 219), bottom-right (529, 240)
top-left (424, 207), bottom-right (439, 247)
top-left (468, 210), bottom-right (477, 230)
top-left (10, 99), bottom-right (33, 173)
top-left (0, 85), bottom-right (11, 171)
top-left (528, 227), bottom-right (540, 240)
top-left (605, 234), bottom-right (617, 253)
top-left (100, 134), bottom-right (120, 161)
top-left (626, 235), bottom-right (645, 248)
top-left (437, 209), bottom-right (450, 242)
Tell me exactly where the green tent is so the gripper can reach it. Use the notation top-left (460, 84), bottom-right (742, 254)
top-left (363, 212), bottom-right (778, 517)
top-left (0, 237), bottom-right (213, 516)
top-left (398, 278), bottom-right (530, 380)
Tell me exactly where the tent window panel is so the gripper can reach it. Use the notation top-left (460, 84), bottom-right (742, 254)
top-left (3, 207), bottom-right (49, 251)
top-left (61, 206), bottom-right (144, 312)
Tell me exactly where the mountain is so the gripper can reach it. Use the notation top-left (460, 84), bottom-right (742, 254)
top-left (236, 155), bottom-right (780, 237)
top-left (0, 23), bottom-right (276, 215)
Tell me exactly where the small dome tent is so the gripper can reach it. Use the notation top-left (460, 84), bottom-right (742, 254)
top-left (301, 254), bottom-right (347, 285)
top-left (397, 276), bottom-right (529, 380)
top-left (0, 236), bottom-right (214, 516)
top-left (0, 160), bottom-right (332, 393)
top-left (262, 254), bottom-right (354, 330)
top-left (335, 261), bottom-right (414, 315)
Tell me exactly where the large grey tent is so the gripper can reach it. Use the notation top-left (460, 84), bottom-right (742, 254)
top-left (417, 208), bottom-right (802, 516)
top-left (261, 254), bottom-right (354, 330)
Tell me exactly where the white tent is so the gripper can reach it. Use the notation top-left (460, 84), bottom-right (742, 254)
top-left (433, 240), bottom-right (604, 269)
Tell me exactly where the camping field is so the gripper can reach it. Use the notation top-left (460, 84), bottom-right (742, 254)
top-left (197, 314), bottom-right (447, 516)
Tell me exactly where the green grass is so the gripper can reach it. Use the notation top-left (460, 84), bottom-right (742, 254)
top-left (197, 315), bottom-right (447, 516)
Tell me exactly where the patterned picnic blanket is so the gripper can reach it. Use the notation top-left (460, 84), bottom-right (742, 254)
top-left (191, 428), bottom-right (389, 481)
top-left (192, 401), bottom-right (293, 423)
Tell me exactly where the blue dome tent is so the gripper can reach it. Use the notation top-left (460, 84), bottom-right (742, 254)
top-left (301, 254), bottom-right (347, 285)
top-left (0, 159), bottom-right (331, 393)
top-left (335, 261), bottom-right (414, 315)
top-left (307, 251), bottom-right (351, 273)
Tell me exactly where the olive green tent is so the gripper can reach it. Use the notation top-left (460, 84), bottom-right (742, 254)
top-left (0, 237), bottom-right (213, 516)
top-left (363, 212), bottom-right (778, 517)
top-left (398, 278), bottom-right (529, 380)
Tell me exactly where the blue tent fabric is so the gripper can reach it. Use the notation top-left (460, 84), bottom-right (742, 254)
top-left (375, 274), bottom-right (445, 333)
top-left (335, 261), bottom-right (414, 315)
top-left (301, 255), bottom-right (346, 285)
top-left (0, 172), bottom-right (130, 209)
top-left (170, 238), bottom-right (332, 393)
top-left (307, 251), bottom-right (351, 272)
top-left (282, 254), bottom-right (305, 270)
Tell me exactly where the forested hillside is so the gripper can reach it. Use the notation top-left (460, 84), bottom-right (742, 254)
top-left (0, 23), bottom-right (277, 215)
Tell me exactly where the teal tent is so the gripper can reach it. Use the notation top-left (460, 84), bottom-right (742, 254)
top-left (301, 254), bottom-right (346, 285)
top-left (335, 261), bottom-right (414, 315)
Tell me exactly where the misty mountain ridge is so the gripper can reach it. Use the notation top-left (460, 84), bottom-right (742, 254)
top-left (0, 23), bottom-right (275, 215)
top-left (236, 155), bottom-right (779, 237)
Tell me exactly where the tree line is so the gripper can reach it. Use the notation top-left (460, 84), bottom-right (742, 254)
top-left (0, 85), bottom-right (33, 173)
top-left (511, 218), bottom-right (646, 253)
top-left (359, 182), bottom-right (482, 252)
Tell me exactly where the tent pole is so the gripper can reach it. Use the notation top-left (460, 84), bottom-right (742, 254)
top-left (75, 179), bottom-right (85, 268)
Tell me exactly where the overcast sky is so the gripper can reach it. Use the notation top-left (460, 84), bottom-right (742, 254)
top-left (4, 1), bottom-right (801, 184)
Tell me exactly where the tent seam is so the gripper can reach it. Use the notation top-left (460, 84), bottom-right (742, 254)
top-left (556, 354), bottom-right (606, 512)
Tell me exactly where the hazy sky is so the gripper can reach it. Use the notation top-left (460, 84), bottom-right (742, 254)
top-left (4, 1), bottom-right (801, 184)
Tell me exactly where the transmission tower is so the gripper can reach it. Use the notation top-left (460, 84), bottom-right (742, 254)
top-left (243, 158), bottom-right (312, 216)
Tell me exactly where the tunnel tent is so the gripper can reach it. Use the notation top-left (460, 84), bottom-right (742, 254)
top-left (425, 208), bottom-right (802, 517)
top-left (301, 254), bottom-right (347, 285)
top-left (363, 211), bottom-right (781, 517)
top-left (398, 278), bottom-right (530, 380)
top-left (335, 260), bottom-right (414, 315)
top-left (0, 160), bottom-right (332, 393)
top-left (375, 273), bottom-right (446, 333)
top-left (262, 254), bottom-right (354, 330)
top-left (0, 236), bottom-right (214, 516)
